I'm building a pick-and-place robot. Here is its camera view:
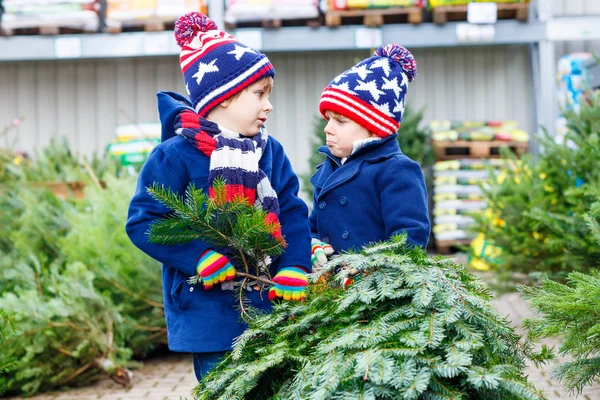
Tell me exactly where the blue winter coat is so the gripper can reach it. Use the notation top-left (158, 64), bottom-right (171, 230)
top-left (309, 135), bottom-right (430, 252)
top-left (126, 92), bottom-right (311, 353)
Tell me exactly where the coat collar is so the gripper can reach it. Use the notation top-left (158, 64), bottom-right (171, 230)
top-left (314, 134), bottom-right (401, 199)
top-left (317, 134), bottom-right (401, 166)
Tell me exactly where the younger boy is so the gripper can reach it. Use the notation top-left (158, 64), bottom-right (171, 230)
top-left (310, 45), bottom-right (430, 269)
top-left (126, 13), bottom-right (311, 379)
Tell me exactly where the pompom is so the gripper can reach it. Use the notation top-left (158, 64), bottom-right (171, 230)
top-left (374, 44), bottom-right (417, 82)
top-left (174, 12), bottom-right (218, 48)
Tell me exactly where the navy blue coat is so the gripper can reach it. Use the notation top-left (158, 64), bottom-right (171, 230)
top-left (126, 92), bottom-right (311, 353)
top-left (309, 135), bottom-right (430, 252)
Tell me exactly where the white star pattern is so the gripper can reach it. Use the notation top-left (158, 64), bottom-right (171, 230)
top-left (393, 99), bottom-right (405, 114)
top-left (381, 76), bottom-right (403, 99)
top-left (227, 44), bottom-right (256, 61)
top-left (347, 64), bottom-right (373, 80)
top-left (333, 73), bottom-right (345, 83)
top-left (354, 80), bottom-right (385, 102)
top-left (192, 59), bottom-right (220, 85)
top-left (185, 83), bottom-right (190, 95)
top-left (331, 81), bottom-right (356, 94)
top-left (400, 73), bottom-right (408, 88)
top-left (370, 101), bottom-right (393, 117)
top-left (370, 58), bottom-right (391, 77)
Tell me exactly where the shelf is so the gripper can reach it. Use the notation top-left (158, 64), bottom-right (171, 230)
top-left (0, 20), bottom-right (546, 62)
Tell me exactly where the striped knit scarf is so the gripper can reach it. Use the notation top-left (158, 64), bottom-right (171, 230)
top-left (174, 110), bottom-right (285, 247)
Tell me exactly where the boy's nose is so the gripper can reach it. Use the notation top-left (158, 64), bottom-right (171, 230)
top-left (324, 121), bottom-right (334, 136)
top-left (264, 100), bottom-right (273, 113)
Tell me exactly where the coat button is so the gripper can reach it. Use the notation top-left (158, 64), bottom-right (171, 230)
top-left (322, 236), bottom-right (329, 243)
top-left (189, 287), bottom-right (194, 292)
top-left (340, 196), bottom-right (347, 206)
top-left (319, 201), bottom-right (327, 210)
top-left (342, 231), bottom-right (349, 240)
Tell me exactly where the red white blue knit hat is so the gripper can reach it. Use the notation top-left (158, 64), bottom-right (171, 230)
top-left (319, 44), bottom-right (417, 138)
top-left (174, 12), bottom-right (275, 117)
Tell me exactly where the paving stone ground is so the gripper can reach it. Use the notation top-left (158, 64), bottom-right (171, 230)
top-left (7, 254), bottom-right (600, 400)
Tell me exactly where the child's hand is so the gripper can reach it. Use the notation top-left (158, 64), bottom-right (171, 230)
top-left (197, 250), bottom-right (236, 290)
top-left (311, 239), bottom-right (334, 270)
top-left (268, 267), bottom-right (308, 301)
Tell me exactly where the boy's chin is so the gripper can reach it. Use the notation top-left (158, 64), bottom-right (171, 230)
top-left (240, 130), bottom-right (260, 137)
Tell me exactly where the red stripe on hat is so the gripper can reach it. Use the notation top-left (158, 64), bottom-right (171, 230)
top-left (320, 99), bottom-right (389, 138)
top-left (181, 37), bottom-right (238, 72)
top-left (198, 64), bottom-right (274, 117)
top-left (322, 87), bottom-right (398, 130)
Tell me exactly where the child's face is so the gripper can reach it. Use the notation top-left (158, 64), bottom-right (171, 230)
top-left (324, 111), bottom-right (373, 158)
top-left (221, 79), bottom-right (273, 137)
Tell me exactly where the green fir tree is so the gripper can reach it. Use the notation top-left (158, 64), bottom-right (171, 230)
top-left (520, 201), bottom-right (600, 395)
top-left (193, 235), bottom-right (550, 400)
top-left (471, 91), bottom-right (600, 282)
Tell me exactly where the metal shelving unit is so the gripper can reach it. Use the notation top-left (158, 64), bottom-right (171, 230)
top-left (0, 0), bottom-right (598, 143)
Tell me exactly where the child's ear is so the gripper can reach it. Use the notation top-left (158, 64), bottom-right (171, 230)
top-left (219, 98), bottom-right (232, 108)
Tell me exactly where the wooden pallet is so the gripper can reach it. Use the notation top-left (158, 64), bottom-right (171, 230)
top-left (325, 7), bottom-right (423, 27)
top-left (432, 140), bottom-right (528, 160)
top-left (1, 24), bottom-right (97, 36)
top-left (225, 16), bottom-right (323, 30)
top-left (432, 3), bottom-right (529, 25)
top-left (105, 17), bottom-right (176, 33)
top-left (436, 239), bottom-right (472, 254)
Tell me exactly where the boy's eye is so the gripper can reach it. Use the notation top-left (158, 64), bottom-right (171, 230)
top-left (256, 91), bottom-right (264, 96)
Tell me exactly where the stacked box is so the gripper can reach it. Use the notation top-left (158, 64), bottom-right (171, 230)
top-left (328, 0), bottom-right (423, 10)
top-left (432, 159), bottom-right (502, 242)
top-left (1, 0), bottom-right (99, 32)
top-left (105, 0), bottom-right (207, 26)
top-left (430, 120), bottom-right (529, 249)
top-left (428, 0), bottom-right (529, 8)
top-left (429, 120), bottom-right (529, 142)
top-left (105, 122), bottom-right (161, 170)
top-left (225, 0), bottom-right (318, 24)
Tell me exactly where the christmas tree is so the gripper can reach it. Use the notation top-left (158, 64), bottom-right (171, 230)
top-left (147, 179), bottom-right (285, 315)
top-left (470, 91), bottom-right (600, 281)
top-left (520, 201), bottom-right (600, 395)
top-left (192, 235), bottom-right (550, 400)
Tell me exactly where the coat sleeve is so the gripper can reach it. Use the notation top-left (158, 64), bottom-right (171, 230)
top-left (125, 147), bottom-right (215, 277)
top-left (378, 157), bottom-right (430, 248)
top-left (270, 141), bottom-right (312, 272)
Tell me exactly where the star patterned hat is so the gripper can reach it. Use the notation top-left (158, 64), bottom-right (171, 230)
top-left (319, 44), bottom-right (417, 138)
top-left (174, 12), bottom-right (275, 117)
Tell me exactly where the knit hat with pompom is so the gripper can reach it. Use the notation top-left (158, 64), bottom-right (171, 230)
top-left (319, 44), bottom-right (417, 138)
top-left (174, 12), bottom-right (275, 117)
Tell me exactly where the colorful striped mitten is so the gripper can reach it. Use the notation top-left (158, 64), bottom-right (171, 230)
top-left (311, 238), bottom-right (334, 270)
top-left (268, 267), bottom-right (308, 301)
top-left (197, 250), bottom-right (236, 290)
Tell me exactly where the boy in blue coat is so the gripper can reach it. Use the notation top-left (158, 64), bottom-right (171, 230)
top-left (310, 45), bottom-right (430, 269)
top-left (126, 13), bottom-right (311, 380)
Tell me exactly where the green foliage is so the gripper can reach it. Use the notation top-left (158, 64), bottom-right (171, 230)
top-left (520, 202), bottom-right (600, 395)
top-left (0, 138), bottom-right (164, 396)
top-left (471, 91), bottom-right (600, 281)
top-left (60, 175), bottom-right (165, 357)
top-left (147, 179), bottom-right (285, 277)
top-left (1, 261), bottom-right (135, 395)
top-left (0, 310), bottom-right (19, 396)
top-left (193, 235), bottom-right (549, 400)
top-left (301, 106), bottom-right (432, 199)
